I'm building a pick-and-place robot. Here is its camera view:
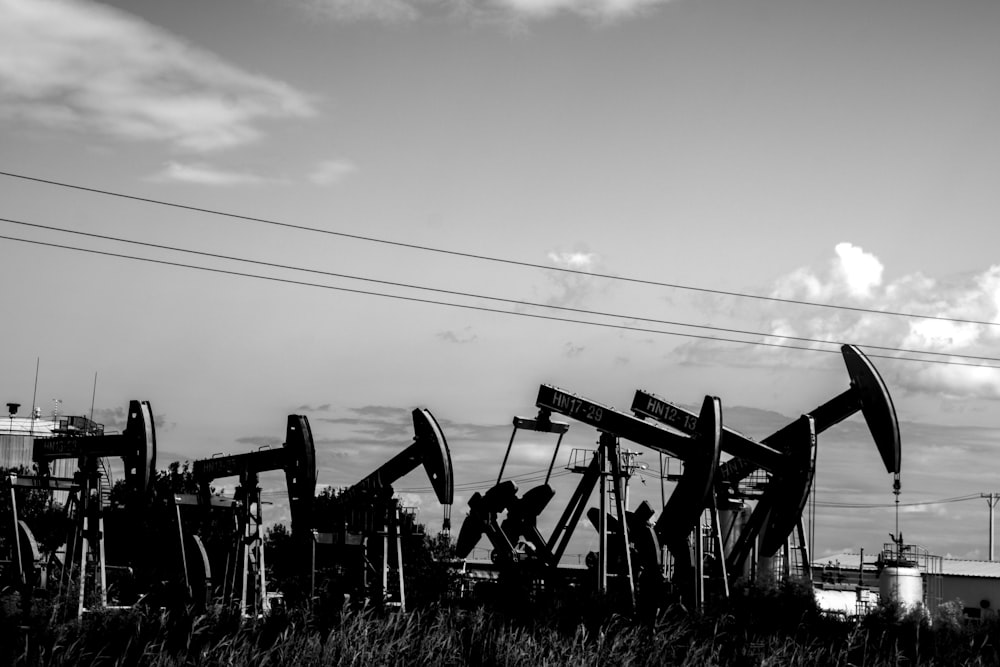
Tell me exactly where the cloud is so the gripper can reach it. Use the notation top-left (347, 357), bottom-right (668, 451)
top-left (235, 435), bottom-right (283, 448)
top-left (437, 327), bottom-right (478, 344)
top-left (92, 405), bottom-right (170, 432)
top-left (352, 405), bottom-right (411, 419)
top-left (308, 159), bottom-right (357, 186)
top-left (301, 0), bottom-right (420, 22)
top-left (547, 251), bottom-right (597, 271)
top-left (493, 0), bottom-right (672, 20)
top-left (900, 503), bottom-right (950, 517)
top-left (294, 403), bottom-right (332, 412)
top-left (294, 0), bottom-right (672, 23)
top-left (769, 243), bottom-right (1000, 399)
top-left (543, 248), bottom-right (607, 307)
top-left (147, 161), bottom-right (274, 186)
top-left (678, 243), bottom-right (1000, 400)
top-left (0, 0), bottom-right (316, 152)
top-left (318, 406), bottom-right (414, 440)
top-left (772, 243), bottom-right (884, 302)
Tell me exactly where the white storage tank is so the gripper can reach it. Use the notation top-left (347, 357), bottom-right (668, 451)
top-left (879, 565), bottom-right (923, 610)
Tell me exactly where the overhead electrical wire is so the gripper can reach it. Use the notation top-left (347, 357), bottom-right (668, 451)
top-left (814, 494), bottom-right (982, 509)
top-left (0, 223), bottom-right (1000, 368)
top-left (397, 469), bottom-right (576, 494)
top-left (2, 169), bottom-right (997, 328)
top-left (262, 471), bottom-right (578, 498)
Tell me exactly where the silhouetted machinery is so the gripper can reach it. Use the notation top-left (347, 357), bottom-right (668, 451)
top-left (185, 415), bottom-right (316, 616)
top-left (457, 385), bottom-right (723, 609)
top-left (314, 408), bottom-right (453, 611)
top-left (631, 344), bottom-right (901, 598)
top-left (456, 344), bottom-right (901, 612)
top-left (4, 400), bottom-right (156, 618)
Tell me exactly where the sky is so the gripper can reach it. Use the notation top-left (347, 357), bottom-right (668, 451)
top-left (1, 0), bottom-right (999, 563)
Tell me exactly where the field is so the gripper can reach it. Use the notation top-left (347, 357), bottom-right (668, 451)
top-left (3, 582), bottom-right (1000, 666)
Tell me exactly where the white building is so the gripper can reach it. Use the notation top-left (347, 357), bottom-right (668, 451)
top-left (813, 551), bottom-right (1000, 619)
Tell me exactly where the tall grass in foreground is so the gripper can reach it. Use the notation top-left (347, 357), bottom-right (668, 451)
top-left (4, 586), bottom-right (1000, 666)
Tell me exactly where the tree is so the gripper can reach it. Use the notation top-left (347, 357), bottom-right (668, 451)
top-left (0, 465), bottom-right (69, 559)
top-left (264, 485), bottom-right (459, 610)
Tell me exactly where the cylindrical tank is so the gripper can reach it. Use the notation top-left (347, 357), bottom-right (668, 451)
top-left (879, 565), bottom-right (923, 609)
top-left (719, 505), bottom-right (751, 575)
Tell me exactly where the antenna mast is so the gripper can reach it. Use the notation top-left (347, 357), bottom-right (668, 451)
top-left (30, 357), bottom-right (39, 434)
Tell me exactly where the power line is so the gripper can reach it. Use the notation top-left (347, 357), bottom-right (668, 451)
top-left (4, 232), bottom-right (999, 369)
top-left (397, 469), bottom-right (576, 494)
top-left (2, 169), bottom-right (997, 328)
top-left (4, 216), bottom-right (996, 365)
top-left (815, 495), bottom-right (981, 509)
top-left (262, 470), bottom-right (576, 498)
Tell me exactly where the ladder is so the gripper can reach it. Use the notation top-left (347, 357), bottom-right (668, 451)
top-left (98, 457), bottom-right (114, 508)
top-left (784, 519), bottom-right (811, 581)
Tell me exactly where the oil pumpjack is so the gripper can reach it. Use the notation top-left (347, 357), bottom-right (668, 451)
top-left (456, 344), bottom-right (901, 613)
top-left (185, 415), bottom-right (316, 616)
top-left (631, 344), bottom-right (901, 595)
top-left (456, 385), bottom-right (723, 609)
top-left (4, 400), bottom-right (156, 618)
top-left (313, 408), bottom-right (454, 611)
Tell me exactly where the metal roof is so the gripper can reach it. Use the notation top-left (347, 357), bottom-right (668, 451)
top-left (814, 551), bottom-right (1000, 579)
top-left (0, 417), bottom-right (57, 436)
top-left (939, 559), bottom-right (1000, 579)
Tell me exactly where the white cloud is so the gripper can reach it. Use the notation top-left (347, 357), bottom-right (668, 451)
top-left (547, 251), bottom-right (597, 270)
top-left (773, 242), bottom-right (884, 302)
top-left (308, 159), bottom-right (357, 186)
top-left (494, 0), bottom-right (670, 20)
top-left (769, 243), bottom-right (1000, 399)
top-left (674, 243), bottom-right (1000, 400)
top-left (396, 491), bottom-right (424, 509)
top-left (543, 248), bottom-right (605, 306)
top-left (0, 0), bottom-right (316, 152)
top-left (302, 0), bottom-right (420, 22)
top-left (295, 0), bottom-right (672, 23)
top-left (148, 161), bottom-right (273, 186)
top-left (833, 242), bottom-right (883, 299)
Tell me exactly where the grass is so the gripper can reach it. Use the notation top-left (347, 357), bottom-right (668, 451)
top-left (3, 583), bottom-right (1000, 666)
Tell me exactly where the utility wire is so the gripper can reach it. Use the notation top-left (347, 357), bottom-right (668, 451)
top-left (2, 216), bottom-right (996, 364)
top-left (397, 469), bottom-right (576, 494)
top-left (815, 494), bottom-right (982, 509)
top-left (3, 232), bottom-right (999, 368)
top-left (262, 470), bottom-right (577, 498)
top-left (2, 169), bottom-right (997, 328)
